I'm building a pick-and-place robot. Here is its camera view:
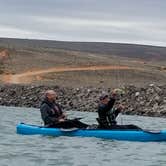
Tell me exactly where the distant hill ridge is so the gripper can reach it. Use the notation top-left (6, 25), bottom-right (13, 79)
top-left (0, 37), bottom-right (166, 60)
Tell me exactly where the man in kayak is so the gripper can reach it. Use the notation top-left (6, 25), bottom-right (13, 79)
top-left (97, 90), bottom-right (141, 130)
top-left (40, 90), bottom-right (88, 129)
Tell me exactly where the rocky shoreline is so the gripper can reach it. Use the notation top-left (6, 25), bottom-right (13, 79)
top-left (0, 84), bottom-right (166, 117)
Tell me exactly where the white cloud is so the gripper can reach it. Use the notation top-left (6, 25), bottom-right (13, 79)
top-left (0, 0), bottom-right (166, 46)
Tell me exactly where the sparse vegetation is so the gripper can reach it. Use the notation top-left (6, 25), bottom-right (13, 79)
top-left (0, 38), bottom-right (165, 87)
top-left (0, 60), bottom-right (5, 74)
top-left (0, 67), bottom-right (4, 74)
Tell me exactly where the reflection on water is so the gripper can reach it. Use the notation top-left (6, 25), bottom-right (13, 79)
top-left (0, 106), bottom-right (166, 166)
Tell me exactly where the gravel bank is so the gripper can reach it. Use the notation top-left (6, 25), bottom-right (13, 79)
top-left (0, 84), bottom-right (166, 117)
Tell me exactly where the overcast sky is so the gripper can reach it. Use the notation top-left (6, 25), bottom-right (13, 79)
top-left (0, 0), bottom-right (166, 46)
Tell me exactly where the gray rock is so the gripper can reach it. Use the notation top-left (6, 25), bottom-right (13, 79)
top-left (0, 84), bottom-right (166, 117)
top-left (135, 92), bottom-right (140, 97)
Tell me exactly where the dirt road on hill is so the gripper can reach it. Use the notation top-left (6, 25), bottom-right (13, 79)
top-left (2, 65), bottom-right (131, 84)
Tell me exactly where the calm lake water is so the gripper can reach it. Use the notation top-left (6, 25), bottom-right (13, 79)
top-left (1, 106), bottom-right (166, 166)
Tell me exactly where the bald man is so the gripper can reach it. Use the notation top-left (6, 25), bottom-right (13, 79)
top-left (40, 90), bottom-right (88, 129)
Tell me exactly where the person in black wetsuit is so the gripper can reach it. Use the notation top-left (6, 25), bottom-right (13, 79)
top-left (97, 90), bottom-right (142, 130)
top-left (40, 90), bottom-right (88, 129)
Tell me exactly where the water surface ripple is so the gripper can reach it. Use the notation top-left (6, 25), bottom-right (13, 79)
top-left (0, 106), bottom-right (166, 166)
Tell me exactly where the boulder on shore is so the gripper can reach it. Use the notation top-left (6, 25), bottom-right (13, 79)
top-left (0, 84), bottom-right (166, 117)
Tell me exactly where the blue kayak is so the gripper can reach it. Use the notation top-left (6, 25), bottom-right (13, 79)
top-left (16, 123), bottom-right (166, 142)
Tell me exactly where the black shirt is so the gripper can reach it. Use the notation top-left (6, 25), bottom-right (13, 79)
top-left (98, 98), bottom-right (120, 128)
top-left (40, 98), bottom-right (63, 125)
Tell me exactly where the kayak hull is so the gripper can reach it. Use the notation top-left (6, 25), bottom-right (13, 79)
top-left (16, 123), bottom-right (166, 142)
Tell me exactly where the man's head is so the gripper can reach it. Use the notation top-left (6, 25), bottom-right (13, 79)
top-left (45, 90), bottom-right (57, 102)
top-left (99, 94), bottom-right (109, 104)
